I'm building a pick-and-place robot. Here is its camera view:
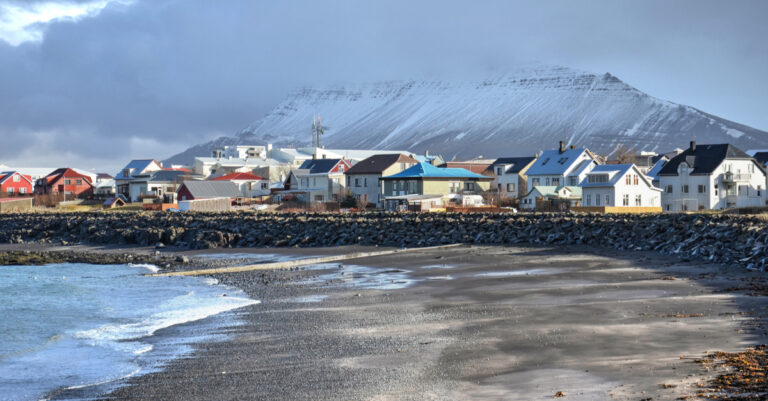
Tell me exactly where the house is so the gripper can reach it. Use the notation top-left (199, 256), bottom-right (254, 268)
top-left (658, 142), bottom-right (767, 211)
top-left (520, 185), bottom-right (582, 211)
top-left (93, 173), bottom-right (115, 197)
top-left (12, 167), bottom-right (97, 189)
top-left (212, 145), bottom-right (267, 159)
top-left (115, 160), bottom-right (163, 198)
top-left (210, 172), bottom-right (270, 198)
top-left (752, 151), bottom-right (768, 193)
top-left (344, 154), bottom-right (419, 208)
top-left (577, 164), bottom-right (662, 212)
top-left (34, 168), bottom-right (93, 197)
top-left (412, 151), bottom-right (445, 166)
top-left (0, 171), bottom-right (33, 196)
top-left (526, 142), bottom-right (598, 187)
top-left (176, 181), bottom-right (241, 201)
top-left (380, 162), bottom-right (492, 211)
top-left (487, 157), bottom-right (537, 200)
top-left (128, 170), bottom-right (196, 203)
top-left (288, 158), bottom-right (352, 203)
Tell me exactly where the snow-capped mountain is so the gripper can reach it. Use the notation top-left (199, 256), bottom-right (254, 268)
top-left (166, 65), bottom-right (768, 164)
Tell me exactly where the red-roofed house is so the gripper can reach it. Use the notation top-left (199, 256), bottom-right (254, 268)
top-left (210, 172), bottom-right (269, 198)
top-left (0, 171), bottom-right (33, 196)
top-left (34, 168), bottom-right (94, 197)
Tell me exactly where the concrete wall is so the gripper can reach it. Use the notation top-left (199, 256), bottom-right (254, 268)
top-left (0, 198), bottom-right (33, 212)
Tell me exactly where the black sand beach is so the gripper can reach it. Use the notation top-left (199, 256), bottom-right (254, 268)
top-left (54, 244), bottom-right (766, 400)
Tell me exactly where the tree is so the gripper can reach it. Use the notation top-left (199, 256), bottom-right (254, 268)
top-left (614, 145), bottom-right (636, 164)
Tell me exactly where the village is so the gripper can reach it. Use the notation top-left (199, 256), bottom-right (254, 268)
top-left (1, 132), bottom-right (767, 214)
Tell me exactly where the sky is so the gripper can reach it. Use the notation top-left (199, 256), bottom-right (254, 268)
top-left (0, 0), bottom-right (766, 173)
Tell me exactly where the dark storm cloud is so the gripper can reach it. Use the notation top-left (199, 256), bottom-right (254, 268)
top-left (0, 0), bottom-right (766, 171)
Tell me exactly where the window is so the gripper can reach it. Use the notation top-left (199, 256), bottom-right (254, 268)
top-left (682, 185), bottom-right (689, 193)
top-left (75, 179), bottom-right (82, 185)
top-left (633, 175), bottom-right (638, 185)
top-left (625, 175), bottom-right (631, 185)
top-left (355, 178), bottom-right (360, 187)
top-left (541, 158), bottom-right (550, 165)
top-left (758, 186), bottom-right (763, 197)
top-left (20, 187), bottom-right (26, 194)
top-left (545, 177), bottom-right (550, 185)
top-left (586, 194), bottom-right (591, 206)
top-left (496, 167), bottom-right (504, 175)
top-left (364, 178), bottom-right (367, 187)
top-left (588, 174), bottom-right (609, 184)
top-left (551, 178), bottom-right (560, 186)
top-left (314, 195), bottom-right (324, 201)
top-left (568, 176), bottom-right (578, 186)
top-left (7, 187), bottom-right (13, 193)
top-left (532, 178), bottom-right (540, 185)
top-left (715, 184), bottom-right (719, 196)
top-left (408, 181), bottom-right (417, 193)
top-left (449, 182), bottom-right (460, 193)
top-left (738, 185), bottom-right (748, 196)
top-left (622, 194), bottom-right (629, 206)
top-left (465, 182), bottom-right (475, 191)
top-left (312, 178), bottom-right (316, 186)
top-left (605, 195), bottom-right (610, 205)
top-left (393, 182), bottom-right (398, 191)
top-left (338, 165), bottom-right (344, 173)
top-left (698, 185), bottom-right (705, 193)
top-left (65, 179), bottom-right (71, 185)
top-left (666, 185), bottom-right (673, 193)
top-left (595, 194), bottom-right (601, 206)
top-left (12, 175), bottom-right (20, 182)
top-left (665, 204), bottom-right (670, 211)
top-left (261, 183), bottom-right (268, 190)
top-left (635, 194), bottom-right (642, 206)
top-left (506, 183), bottom-right (515, 192)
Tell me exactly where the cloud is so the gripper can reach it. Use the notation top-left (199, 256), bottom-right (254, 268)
top-left (0, 0), bottom-right (766, 170)
top-left (0, 0), bottom-right (132, 46)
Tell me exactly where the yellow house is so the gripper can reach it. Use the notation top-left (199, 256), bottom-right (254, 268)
top-left (380, 162), bottom-right (492, 211)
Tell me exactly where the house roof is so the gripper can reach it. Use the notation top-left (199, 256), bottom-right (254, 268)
top-left (526, 148), bottom-right (592, 176)
top-left (0, 171), bottom-right (33, 186)
top-left (210, 172), bottom-right (266, 181)
top-left (488, 157), bottom-right (537, 174)
top-left (43, 168), bottom-right (93, 185)
top-left (381, 162), bottom-right (491, 180)
top-left (646, 159), bottom-right (667, 180)
top-left (579, 164), bottom-right (633, 188)
top-left (115, 159), bottom-right (160, 180)
top-left (298, 158), bottom-right (345, 174)
top-left (148, 170), bottom-right (194, 182)
top-left (439, 161), bottom-right (495, 175)
top-left (345, 154), bottom-right (418, 175)
top-left (526, 185), bottom-right (582, 198)
top-left (658, 143), bottom-right (762, 176)
top-left (96, 173), bottom-right (113, 180)
top-left (753, 151), bottom-right (768, 166)
top-left (178, 181), bottom-right (241, 198)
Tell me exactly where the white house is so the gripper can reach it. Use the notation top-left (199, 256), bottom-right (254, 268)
top-left (659, 142), bottom-right (767, 211)
top-left (127, 170), bottom-right (197, 202)
top-left (488, 156), bottom-right (537, 199)
top-left (520, 185), bottom-right (582, 210)
top-left (580, 164), bottom-right (662, 209)
top-left (287, 158), bottom-right (352, 203)
top-left (212, 145), bottom-right (267, 160)
top-left (210, 172), bottom-right (270, 198)
top-left (115, 160), bottom-right (163, 199)
top-left (526, 142), bottom-right (598, 188)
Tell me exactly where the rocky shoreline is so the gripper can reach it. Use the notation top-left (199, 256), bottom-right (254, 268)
top-left (1, 211), bottom-right (766, 270)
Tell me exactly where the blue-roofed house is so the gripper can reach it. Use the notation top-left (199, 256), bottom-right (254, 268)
top-left (115, 159), bottom-right (162, 199)
top-left (285, 158), bottom-right (352, 203)
top-left (379, 162), bottom-right (492, 210)
top-left (526, 142), bottom-right (598, 187)
top-left (579, 164), bottom-right (662, 211)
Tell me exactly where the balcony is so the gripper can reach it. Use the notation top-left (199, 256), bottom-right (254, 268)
top-left (722, 172), bottom-right (751, 182)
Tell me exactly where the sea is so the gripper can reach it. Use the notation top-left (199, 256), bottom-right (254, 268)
top-left (0, 263), bottom-right (259, 401)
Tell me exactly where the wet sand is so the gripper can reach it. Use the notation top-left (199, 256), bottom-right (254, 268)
top-left (81, 245), bottom-right (768, 400)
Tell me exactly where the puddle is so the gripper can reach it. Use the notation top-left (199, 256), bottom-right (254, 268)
top-left (298, 264), bottom-right (417, 290)
top-left (419, 264), bottom-right (458, 270)
top-left (426, 276), bottom-right (454, 281)
top-left (475, 269), bottom-right (553, 278)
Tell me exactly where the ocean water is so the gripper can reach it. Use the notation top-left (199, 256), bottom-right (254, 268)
top-left (0, 263), bottom-right (259, 401)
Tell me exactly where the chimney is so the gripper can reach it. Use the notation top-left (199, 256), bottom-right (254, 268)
top-left (690, 141), bottom-right (696, 152)
top-left (559, 141), bottom-right (566, 154)
top-left (570, 145), bottom-right (575, 150)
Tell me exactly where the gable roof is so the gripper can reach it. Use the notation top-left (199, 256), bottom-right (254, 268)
top-left (210, 172), bottom-right (266, 181)
top-left (526, 148), bottom-right (592, 176)
top-left (43, 168), bottom-right (93, 185)
top-left (646, 159), bottom-right (667, 180)
top-left (178, 181), bottom-right (241, 198)
top-left (382, 162), bottom-right (491, 180)
top-left (0, 171), bottom-right (33, 186)
top-left (526, 185), bottom-right (582, 198)
top-left (580, 164), bottom-right (632, 188)
top-left (115, 159), bottom-right (161, 180)
top-left (298, 158), bottom-right (345, 174)
top-left (658, 143), bottom-right (761, 176)
top-left (148, 170), bottom-right (193, 182)
top-left (753, 151), bottom-right (768, 167)
top-left (346, 154), bottom-right (418, 175)
top-left (488, 157), bottom-right (537, 174)
top-left (439, 161), bottom-right (495, 175)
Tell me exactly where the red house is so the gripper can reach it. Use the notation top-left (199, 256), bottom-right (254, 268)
top-left (0, 171), bottom-right (33, 196)
top-left (34, 168), bottom-right (94, 197)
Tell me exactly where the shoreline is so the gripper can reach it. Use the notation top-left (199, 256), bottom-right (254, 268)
top-left (39, 243), bottom-right (762, 401)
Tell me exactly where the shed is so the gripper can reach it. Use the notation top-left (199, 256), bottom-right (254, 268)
top-left (177, 181), bottom-right (240, 201)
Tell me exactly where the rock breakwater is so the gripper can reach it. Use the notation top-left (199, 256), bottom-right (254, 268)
top-left (0, 211), bottom-right (766, 270)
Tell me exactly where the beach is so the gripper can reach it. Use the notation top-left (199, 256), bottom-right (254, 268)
top-left (53, 244), bottom-right (764, 400)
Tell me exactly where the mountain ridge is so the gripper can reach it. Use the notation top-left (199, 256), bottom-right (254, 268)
top-left (165, 65), bottom-right (768, 165)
